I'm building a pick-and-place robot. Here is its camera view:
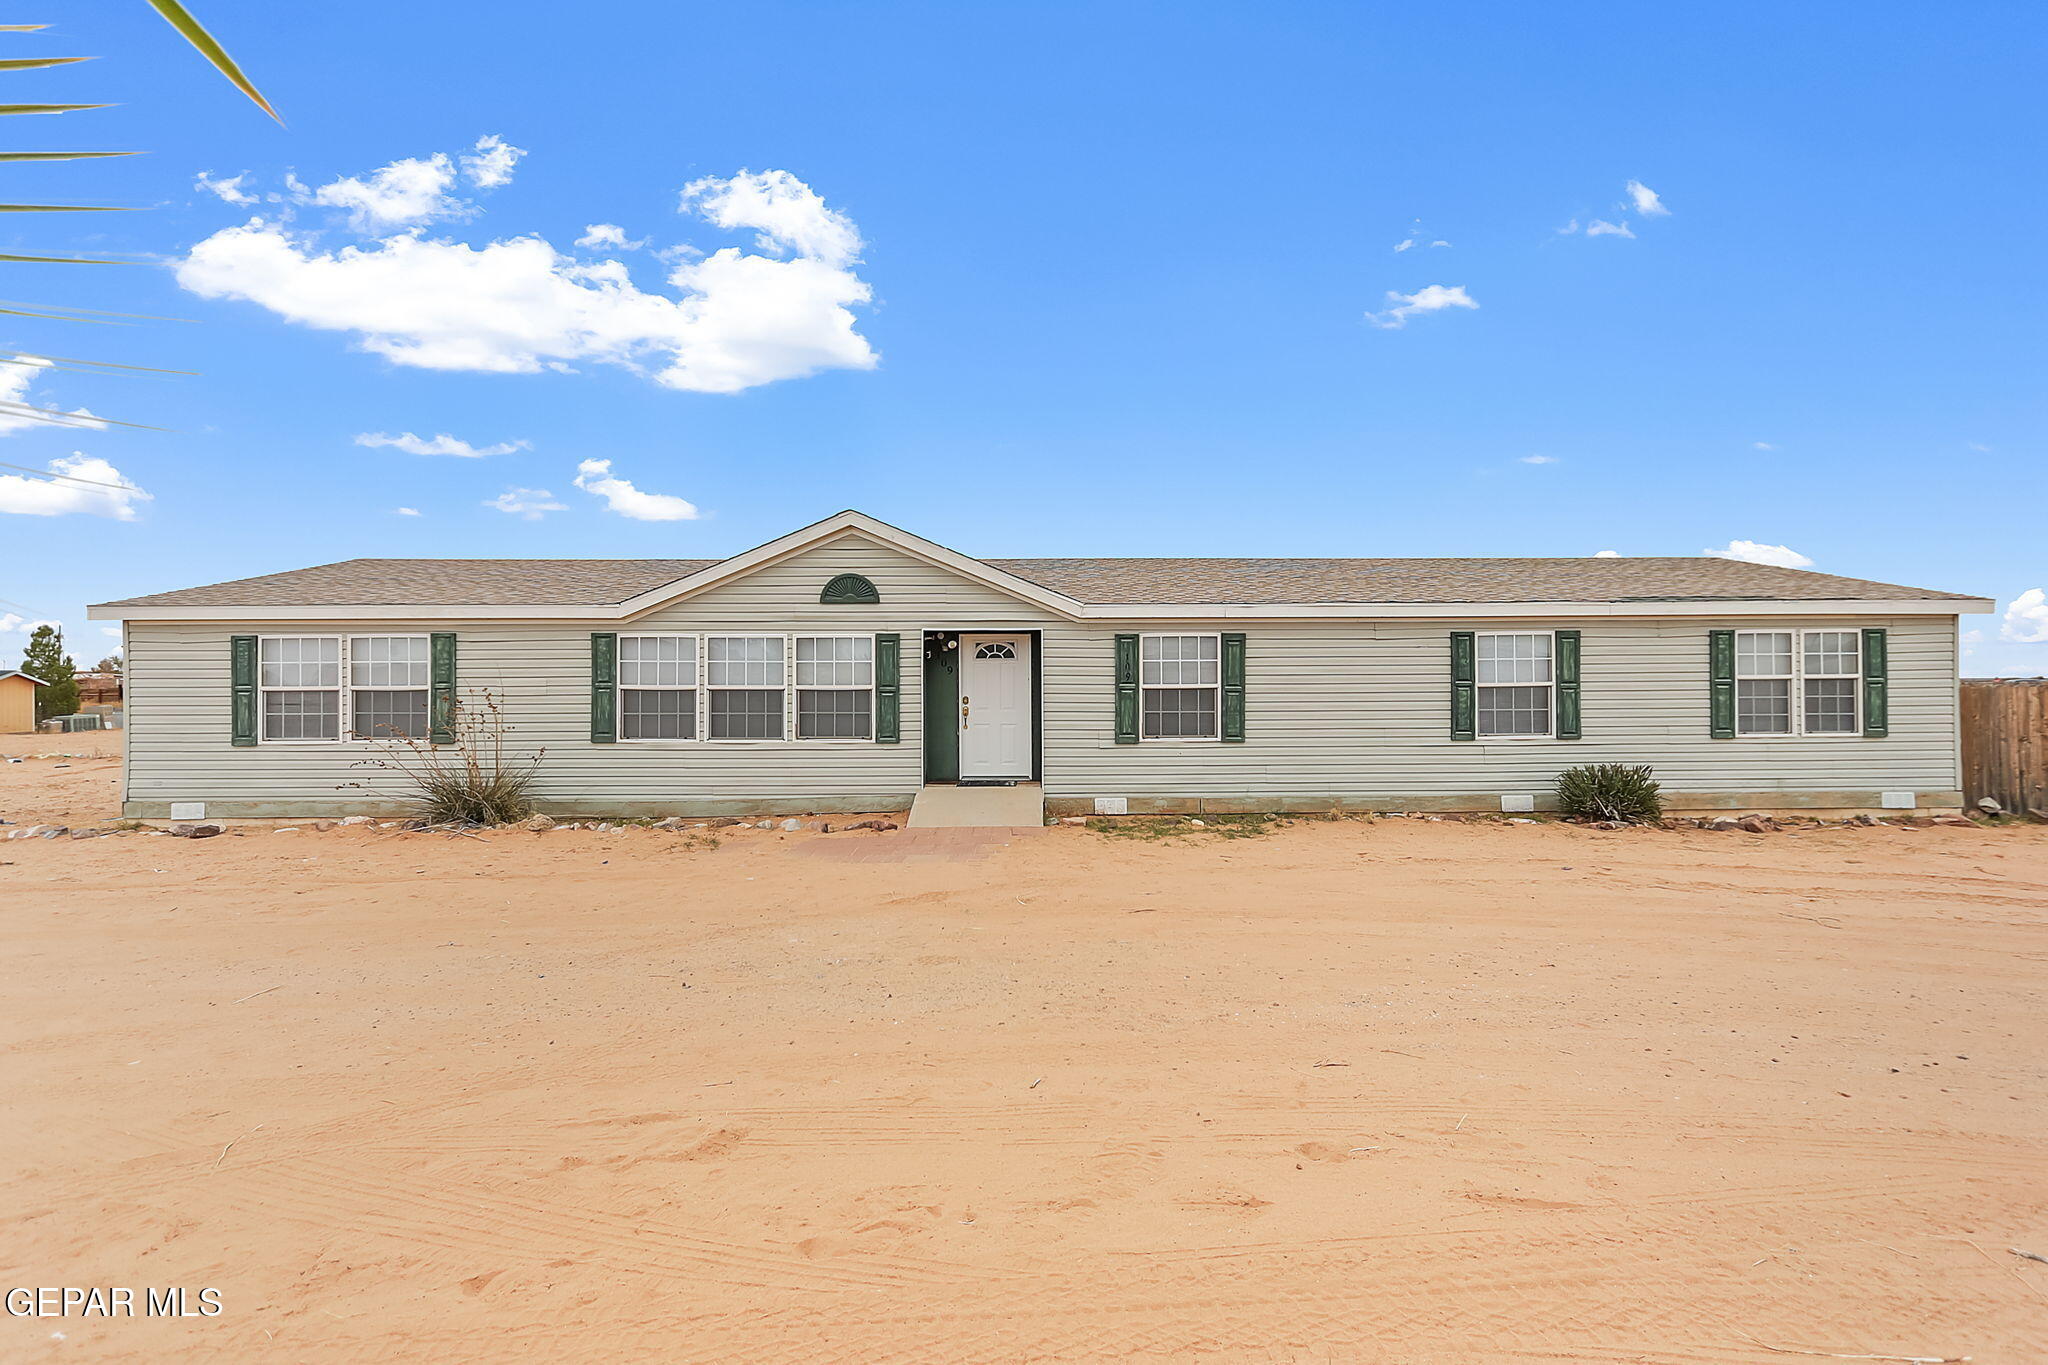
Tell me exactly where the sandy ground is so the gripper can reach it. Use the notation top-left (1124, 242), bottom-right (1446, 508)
top-left (2, 745), bottom-right (2046, 1363)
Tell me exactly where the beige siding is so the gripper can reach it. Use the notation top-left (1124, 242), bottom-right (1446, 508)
top-left (120, 532), bottom-right (1962, 816)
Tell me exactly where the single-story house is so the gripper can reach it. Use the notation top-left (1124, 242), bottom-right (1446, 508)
top-left (0, 670), bottom-right (48, 735)
top-left (87, 510), bottom-right (1991, 821)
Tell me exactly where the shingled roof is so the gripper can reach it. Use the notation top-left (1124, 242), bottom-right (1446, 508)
top-left (98, 552), bottom-right (1978, 609)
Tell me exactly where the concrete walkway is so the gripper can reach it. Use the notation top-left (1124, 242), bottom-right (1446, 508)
top-left (906, 782), bottom-right (1046, 829)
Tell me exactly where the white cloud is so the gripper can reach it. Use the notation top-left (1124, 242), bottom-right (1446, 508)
top-left (0, 612), bottom-right (62, 636)
top-left (485, 487), bottom-right (564, 520)
top-left (1593, 550), bottom-right (1621, 558)
top-left (195, 171), bottom-right (256, 205)
top-left (355, 430), bottom-right (528, 458)
top-left (461, 135), bottom-right (525, 189)
top-left (1625, 180), bottom-right (1669, 216)
top-left (1393, 237), bottom-right (1414, 253)
top-left (178, 164), bottom-right (876, 395)
top-left (1366, 284), bottom-right (1478, 330)
top-left (1967, 442), bottom-right (1991, 453)
top-left (683, 169), bottom-right (860, 267)
top-left (1704, 539), bottom-right (1814, 569)
top-left (576, 222), bottom-right (644, 251)
top-left (0, 454), bottom-right (151, 520)
top-left (2002, 588), bottom-right (2048, 643)
top-left (1752, 441), bottom-right (1776, 451)
top-left (1557, 218), bottom-right (1580, 235)
top-left (311, 153), bottom-right (465, 230)
top-left (0, 357), bottom-right (104, 435)
top-left (392, 506), bottom-right (422, 517)
top-left (572, 458), bottom-right (700, 521)
top-left (1520, 454), bottom-right (1558, 465)
top-left (1585, 218), bottom-right (1635, 238)
top-left (99, 625), bottom-right (122, 639)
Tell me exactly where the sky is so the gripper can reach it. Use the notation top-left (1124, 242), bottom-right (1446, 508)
top-left (2, 1), bottom-right (2043, 673)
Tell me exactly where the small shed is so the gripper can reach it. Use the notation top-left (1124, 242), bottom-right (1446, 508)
top-left (0, 670), bottom-right (49, 735)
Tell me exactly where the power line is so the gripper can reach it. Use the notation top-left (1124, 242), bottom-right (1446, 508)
top-left (0, 458), bottom-right (144, 493)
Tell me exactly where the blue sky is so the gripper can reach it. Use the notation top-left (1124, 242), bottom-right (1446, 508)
top-left (2, 1), bottom-right (2042, 672)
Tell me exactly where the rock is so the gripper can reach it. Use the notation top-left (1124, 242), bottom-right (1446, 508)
top-left (819, 823), bottom-right (833, 834)
top-left (755, 820), bottom-right (774, 830)
top-left (706, 817), bottom-right (743, 828)
top-left (170, 822), bottom-right (223, 839)
top-left (1506, 817), bottom-right (1536, 825)
top-left (1976, 796), bottom-right (2004, 815)
top-left (339, 815), bottom-right (376, 826)
top-left (1735, 815), bottom-right (1776, 834)
top-left (522, 813), bottom-right (556, 832)
top-left (1706, 817), bottom-right (1741, 831)
top-left (1188, 818), bottom-right (1206, 827)
top-left (654, 816), bottom-right (687, 829)
top-left (842, 819), bottom-right (899, 832)
top-left (1931, 815), bottom-right (1976, 828)
top-left (39, 825), bottom-right (69, 839)
top-left (1851, 813), bottom-right (1882, 826)
top-left (780, 818), bottom-right (804, 832)
top-left (1061, 816), bottom-right (1088, 825)
top-left (311, 821), bottom-right (334, 831)
top-left (273, 827), bottom-right (301, 834)
top-left (1592, 820), bottom-right (1628, 830)
top-left (2028, 808), bottom-right (2048, 824)
top-left (69, 828), bottom-right (103, 839)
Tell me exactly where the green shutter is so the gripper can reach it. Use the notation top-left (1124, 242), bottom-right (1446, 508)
top-left (590, 632), bottom-right (617, 743)
top-left (1220, 632), bottom-right (1246, 742)
top-left (1554, 629), bottom-right (1581, 740)
top-left (430, 632), bottom-right (457, 745)
top-left (1709, 629), bottom-right (1736, 739)
top-left (1449, 631), bottom-right (1476, 741)
top-left (1114, 633), bottom-right (1140, 743)
top-left (230, 635), bottom-right (257, 746)
top-left (875, 633), bottom-right (900, 742)
top-left (1862, 627), bottom-right (1888, 737)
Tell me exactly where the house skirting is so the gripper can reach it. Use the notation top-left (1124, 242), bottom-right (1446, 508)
top-left (1041, 790), bottom-right (1966, 818)
top-left (121, 788), bottom-right (1962, 821)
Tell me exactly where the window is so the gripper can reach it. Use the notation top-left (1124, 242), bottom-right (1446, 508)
top-left (261, 637), bottom-right (341, 741)
top-left (259, 636), bottom-right (436, 743)
top-left (1141, 634), bottom-right (1219, 739)
top-left (706, 635), bottom-right (786, 740)
top-left (619, 635), bottom-right (696, 740)
top-left (1736, 629), bottom-right (1859, 736)
top-left (349, 635), bottom-right (430, 739)
top-left (1476, 632), bottom-right (1553, 737)
top-left (795, 635), bottom-right (873, 739)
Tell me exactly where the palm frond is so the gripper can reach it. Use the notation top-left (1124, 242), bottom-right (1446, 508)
top-left (0, 251), bottom-right (125, 264)
top-left (0, 203), bottom-right (137, 212)
top-left (0, 349), bottom-right (196, 375)
top-left (0, 56), bottom-right (94, 72)
top-left (0, 298), bottom-right (191, 321)
top-left (0, 103), bottom-right (114, 115)
top-left (144, 0), bottom-right (279, 122)
top-left (0, 399), bottom-right (170, 431)
top-left (0, 151), bottom-right (140, 162)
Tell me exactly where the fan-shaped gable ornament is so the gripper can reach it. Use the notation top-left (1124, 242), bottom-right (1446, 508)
top-left (819, 573), bottom-right (880, 605)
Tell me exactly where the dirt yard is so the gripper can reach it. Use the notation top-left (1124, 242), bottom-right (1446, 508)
top-left (3, 744), bottom-right (2046, 1363)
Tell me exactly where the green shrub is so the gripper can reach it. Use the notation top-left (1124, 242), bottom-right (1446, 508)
top-left (1554, 763), bottom-right (1663, 823)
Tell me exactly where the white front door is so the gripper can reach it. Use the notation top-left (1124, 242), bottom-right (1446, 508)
top-left (959, 633), bottom-right (1033, 779)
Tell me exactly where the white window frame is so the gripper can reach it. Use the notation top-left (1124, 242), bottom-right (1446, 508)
top-left (611, 633), bottom-right (882, 745)
top-left (616, 633), bottom-right (699, 742)
top-left (1474, 631), bottom-right (1555, 740)
top-left (792, 634), bottom-right (876, 742)
top-left (1734, 628), bottom-right (1862, 738)
top-left (257, 634), bottom-right (432, 745)
top-left (1139, 632), bottom-right (1222, 743)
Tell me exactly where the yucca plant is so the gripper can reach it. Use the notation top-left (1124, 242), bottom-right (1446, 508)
top-left (353, 691), bottom-right (546, 828)
top-left (2, 3), bottom-right (274, 442)
top-left (1554, 763), bottom-right (1663, 824)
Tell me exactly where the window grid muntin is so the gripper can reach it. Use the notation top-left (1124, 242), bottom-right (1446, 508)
top-left (1735, 629), bottom-right (1861, 736)
top-left (1475, 632), bottom-right (1555, 738)
top-left (1140, 634), bottom-right (1221, 739)
top-left (258, 635), bottom-right (431, 743)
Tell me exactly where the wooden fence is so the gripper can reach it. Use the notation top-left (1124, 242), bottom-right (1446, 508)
top-left (1961, 678), bottom-right (2048, 817)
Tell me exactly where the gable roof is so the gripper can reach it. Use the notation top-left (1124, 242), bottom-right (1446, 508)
top-left (0, 670), bottom-right (52, 686)
top-left (89, 510), bottom-right (1989, 621)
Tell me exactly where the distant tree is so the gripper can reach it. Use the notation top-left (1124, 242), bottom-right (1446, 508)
top-left (95, 653), bottom-right (124, 675)
top-left (22, 625), bottom-right (80, 721)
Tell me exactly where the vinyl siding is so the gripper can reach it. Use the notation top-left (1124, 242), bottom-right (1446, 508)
top-left (120, 533), bottom-right (1962, 814)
